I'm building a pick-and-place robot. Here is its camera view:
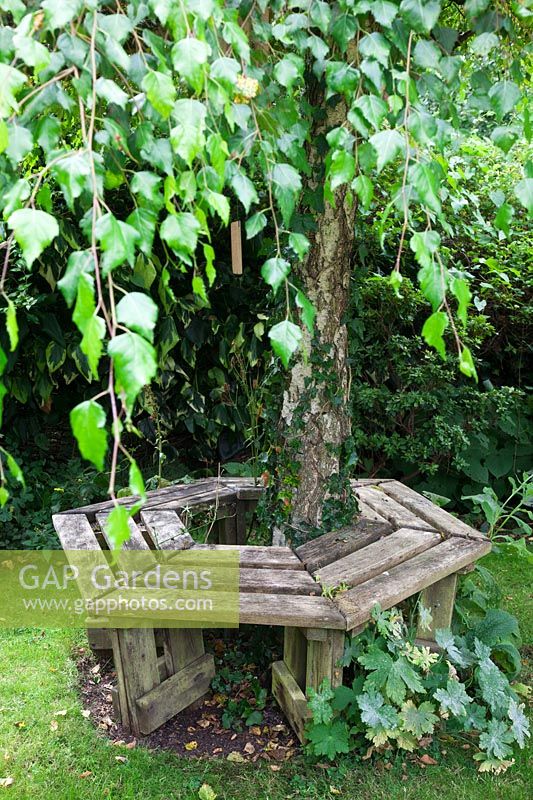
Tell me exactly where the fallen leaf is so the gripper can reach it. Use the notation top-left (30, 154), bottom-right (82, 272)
top-left (198, 784), bottom-right (217, 800)
top-left (419, 754), bottom-right (438, 766)
top-left (250, 726), bottom-right (262, 736)
top-left (0, 777), bottom-right (14, 788)
top-left (49, 668), bottom-right (58, 673)
top-left (112, 740), bottom-right (125, 747)
top-left (329, 787), bottom-right (341, 795)
top-left (81, 710), bottom-right (91, 719)
top-left (197, 719), bottom-right (210, 729)
top-left (125, 740), bottom-right (136, 750)
top-left (115, 756), bottom-right (127, 764)
top-left (13, 722), bottom-right (25, 729)
top-left (243, 743), bottom-right (255, 755)
top-left (269, 765), bottom-right (281, 772)
top-left (54, 710), bottom-right (67, 717)
top-left (212, 748), bottom-right (222, 754)
top-left (50, 720), bottom-right (59, 732)
top-left (78, 771), bottom-right (92, 779)
top-left (91, 664), bottom-right (101, 674)
top-left (227, 751), bottom-right (246, 763)
top-left (185, 741), bottom-right (198, 751)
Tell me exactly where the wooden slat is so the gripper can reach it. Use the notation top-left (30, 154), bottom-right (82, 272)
top-left (359, 501), bottom-right (390, 526)
top-left (135, 653), bottom-right (215, 734)
top-left (162, 629), bottom-right (205, 675)
top-left (284, 628), bottom-right (307, 689)
top-left (158, 487), bottom-right (237, 512)
top-left (239, 593), bottom-right (345, 629)
top-left (295, 519), bottom-right (392, 573)
top-left (272, 660), bottom-right (310, 743)
top-left (239, 568), bottom-right (320, 595)
top-left (314, 528), bottom-right (442, 589)
top-left (53, 513), bottom-right (102, 550)
top-left (336, 536), bottom-right (491, 631)
top-left (140, 509), bottom-right (192, 550)
top-left (381, 481), bottom-right (486, 540)
top-left (170, 544), bottom-right (305, 571)
top-left (230, 220), bottom-right (243, 275)
top-left (356, 486), bottom-right (437, 531)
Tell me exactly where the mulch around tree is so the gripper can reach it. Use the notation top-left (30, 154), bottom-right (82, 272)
top-left (75, 639), bottom-right (300, 765)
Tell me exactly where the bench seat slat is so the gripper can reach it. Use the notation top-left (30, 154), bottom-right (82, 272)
top-left (295, 519), bottom-right (392, 573)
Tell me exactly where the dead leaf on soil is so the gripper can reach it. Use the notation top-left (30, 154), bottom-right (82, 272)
top-left (0, 777), bottom-right (15, 788)
top-left (81, 710), bottom-right (91, 719)
top-left (78, 771), bottom-right (92, 779)
top-left (125, 740), bottom-right (136, 750)
top-left (185, 741), bottom-right (198, 751)
top-left (227, 751), bottom-right (245, 763)
top-left (50, 720), bottom-right (59, 732)
top-left (419, 754), bottom-right (438, 766)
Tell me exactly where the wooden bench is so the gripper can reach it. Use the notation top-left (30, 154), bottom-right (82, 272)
top-left (53, 478), bottom-right (490, 741)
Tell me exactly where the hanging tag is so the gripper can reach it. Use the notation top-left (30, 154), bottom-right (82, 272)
top-left (230, 220), bottom-right (243, 275)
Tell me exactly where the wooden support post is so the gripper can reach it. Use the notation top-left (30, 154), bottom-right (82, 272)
top-left (110, 629), bottom-right (160, 736)
top-left (230, 221), bottom-right (243, 275)
top-left (416, 572), bottom-right (458, 643)
top-left (87, 628), bottom-right (112, 653)
top-left (306, 630), bottom-right (345, 692)
top-left (283, 627), bottom-right (306, 690)
top-left (163, 628), bottom-right (205, 675)
top-left (272, 661), bottom-right (310, 743)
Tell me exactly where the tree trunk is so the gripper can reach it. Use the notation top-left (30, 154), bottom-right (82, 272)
top-left (276, 93), bottom-right (357, 540)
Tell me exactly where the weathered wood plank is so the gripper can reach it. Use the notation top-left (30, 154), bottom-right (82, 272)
top-left (53, 513), bottom-right (102, 550)
top-left (239, 568), bottom-right (319, 595)
top-left (295, 519), bottom-right (392, 573)
top-left (239, 593), bottom-right (345, 629)
top-left (272, 660), bottom-right (310, 743)
top-left (336, 536), bottom-right (491, 631)
top-left (112, 629), bottom-right (160, 735)
top-left (135, 653), bottom-right (215, 734)
top-left (314, 528), bottom-right (442, 589)
top-left (416, 573), bottom-right (458, 641)
top-left (306, 630), bottom-right (345, 692)
top-left (356, 486), bottom-right (437, 531)
top-left (170, 544), bottom-right (305, 571)
top-left (140, 509), bottom-right (193, 550)
top-left (159, 487), bottom-right (237, 512)
top-left (381, 481), bottom-right (486, 540)
top-left (162, 628), bottom-right (205, 675)
top-left (358, 501), bottom-right (390, 526)
top-left (284, 628), bottom-right (307, 690)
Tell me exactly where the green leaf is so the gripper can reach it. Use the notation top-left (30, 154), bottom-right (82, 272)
top-left (95, 77), bottom-right (128, 108)
top-left (261, 258), bottom-right (290, 295)
top-left (508, 700), bottom-right (530, 749)
top-left (160, 212), bottom-right (201, 264)
top-left (400, 0), bottom-right (442, 34)
top-left (171, 37), bottom-right (210, 92)
top-left (42, 0), bottom-right (82, 29)
top-left (410, 162), bottom-right (442, 214)
top-left (70, 400), bottom-right (108, 471)
top-left (94, 213), bottom-right (139, 276)
top-left (104, 505), bottom-right (132, 550)
top-left (192, 275), bottom-right (208, 303)
top-left (488, 81), bottom-right (521, 120)
top-left (116, 292), bottom-right (159, 343)
top-left (413, 39), bottom-right (441, 69)
top-left (52, 151), bottom-right (93, 210)
top-left (246, 212), bottom-right (267, 239)
top-left (0, 486), bottom-right (8, 507)
top-left (108, 332), bottom-right (157, 409)
top-left (271, 163), bottom-right (302, 225)
top-left (400, 700), bottom-right (438, 738)
top-left (268, 320), bottom-right (302, 368)
top-left (142, 70), bottom-right (176, 119)
top-left (306, 721), bottom-right (351, 760)
top-left (493, 203), bottom-right (514, 237)
top-left (308, 679), bottom-right (335, 725)
top-left (434, 680), bottom-right (472, 716)
top-left (2, 448), bottom-right (25, 487)
top-left (0, 63), bottom-right (26, 117)
top-left (369, 129), bottom-right (405, 173)
top-left (0, 120), bottom-right (8, 153)
top-left (369, 1), bottom-right (398, 27)
top-left (465, 0), bottom-right (490, 18)
top-left (58, 251), bottom-right (95, 308)
top-left (451, 277), bottom-right (472, 325)
top-left (329, 149), bottom-right (355, 190)
top-left (491, 126), bottom-right (519, 154)
top-left (359, 33), bottom-right (391, 67)
top-left (229, 170), bottom-right (259, 214)
top-left (478, 719), bottom-right (515, 760)
top-left (81, 313), bottom-right (105, 379)
top-left (5, 299), bottom-right (18, 351)
top-left (410, 230), bottom-right (441, 269)
top-left (357, 690), bottom-right (399, 738)
top-left (514, 178), bottom-right (533, 216)
top-left (274, 55), bottom-right (304, 90)
top-left (7, 209), bottom-right (59, 268)
top-left (353, 95), bottom-right (388, 131)
top-left (353, 174), bottom-right (374, 209)
top-left (205, 191), bottom-right (230, 225)
top-left (170, 100), bottom-right (207, 166)
top-left (477, 656), bottom-right (510, 714)
top-left (129, 460), bottom-right (146, 501)
top-left (459, 346), bottom-right (477, 380)
top-left (204, 243), bottom-right (216, 286)
top-left (131, 172), bottom-right (164, 210)
top-left (422, 311), bottom-right (448, 359)
top-left (296, 291), bottom-right (316, 334)
top-left (288, 233), bottom-right (311, 259)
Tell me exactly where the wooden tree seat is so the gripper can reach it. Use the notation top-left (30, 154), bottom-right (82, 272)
top-left (52, 478), bottom-right (490, 741)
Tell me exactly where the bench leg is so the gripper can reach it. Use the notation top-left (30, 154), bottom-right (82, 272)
top-left (273, 628), bottom-right (345, 743)
top-left (416, 573), bottom-right (458, 645)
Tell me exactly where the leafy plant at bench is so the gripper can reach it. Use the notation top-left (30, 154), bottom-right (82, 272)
top-left (305, 606), bottom-right (529, 773)
top-left (462, 472), bottom-right (533, 563)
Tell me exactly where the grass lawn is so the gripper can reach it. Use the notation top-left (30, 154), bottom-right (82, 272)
top-left (0, 552), bottom-right (531, 800)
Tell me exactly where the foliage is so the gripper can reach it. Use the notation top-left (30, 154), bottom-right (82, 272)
top-left (305, 604), bottom-right (530, 773)
top-left (0, 0), bottom-right (530, 520)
